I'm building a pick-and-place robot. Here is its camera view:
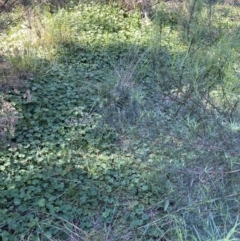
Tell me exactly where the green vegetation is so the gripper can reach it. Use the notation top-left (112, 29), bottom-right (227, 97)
top-left (1, 0), bottom-right (240, 240)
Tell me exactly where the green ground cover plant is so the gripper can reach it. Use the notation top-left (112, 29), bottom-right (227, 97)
top-left (1, 0), bottom-right (240, 240)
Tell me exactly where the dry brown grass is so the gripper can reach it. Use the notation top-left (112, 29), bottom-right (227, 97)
top-left (0, 58), bottom-right (29, 147)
